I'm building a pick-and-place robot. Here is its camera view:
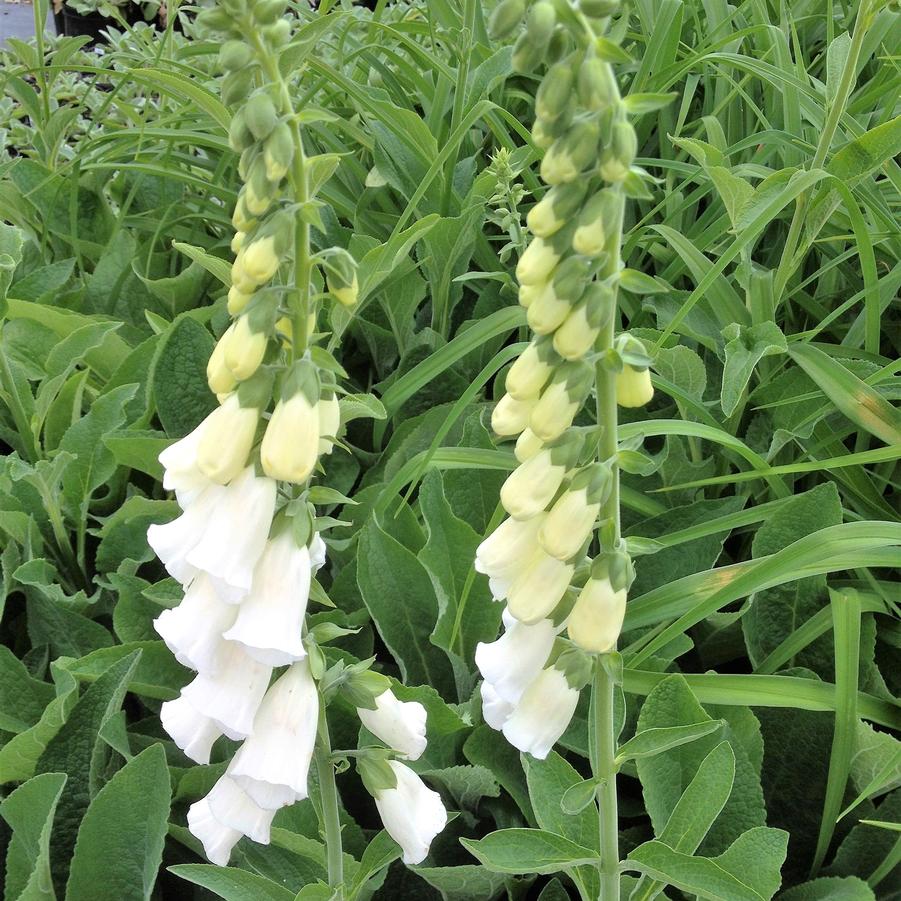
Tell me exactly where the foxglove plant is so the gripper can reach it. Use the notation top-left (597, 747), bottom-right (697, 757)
top-left (147, 0), bottom-right (447, 884)
top-left (476, 0), bottom-right (659, 897)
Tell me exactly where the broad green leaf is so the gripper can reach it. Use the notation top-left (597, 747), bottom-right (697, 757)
top-left (0, 772), bottom-right (67, 901)
top-left (169, 864), bottom-right (295, 901)
top-left (616, 720), bottom-right (724, 763)
top-left (778, 877), bottom-right (876, 901)
top-left (461, 828), bottom-right (598, 875)
top-left (172, 241), bottom-right (232, 287)
top-left (66, 745), bottom-right (171, 901)
top-left (0, 645), bottom-right (55, 733)
top-left (720, 322), bottom-right (787, 417)
top-left (413, 865), bottom-right (508, 901)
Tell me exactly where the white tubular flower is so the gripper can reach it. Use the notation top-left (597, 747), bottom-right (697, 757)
top-left (185, 466), bottom-right (277, 595)
top-left (158, 423), bottom-right (214, 507)
top-left (538, 464), bottom-right (608, 561)
top-left (223, 531), bottom-right (312, 666)
top-left (505, 338), bottom-right (558, 401)
top-left (181, 642), bottom-right (273, 740)
top-left (205, 773), bottom-right (277, 844)
top-left (616, 364), bottom-right (654, 408)
top-left (317, 392), bottom-right (341, 454)
top-left (147, 483), bottom-right (226, 586)
top-left (310, 533), bottom-right (327, 571)
top-left (187, 798), bottom-right (242, 867)
top-left (207, 324), bottom-right (238, 395)
top-left (357, 690), bottom-right (427, 761)
top-left (230, 659), bottom-right (318, 809)
top-left (475, 514), bottom-right (545, 600)
top-left (516, 237), bottom-right (561, 285)
top-left (491, 392), bottom-right (537, 437)
top-left (567, 574), bottom-right (628, 653)
top-left (260, 360), bottom-right (320, 484)
top-left (154, 574), bottom-right (238, 671)
top-left (506, 552), bottom-right (573, 625)
top-left (475, 610), bottom-right (556, 706)
top-left (500, 448), bottom-right (567, 520)
top-left (502, 666), bottom-right (579, 759)
top-left (374, 761), bottom-right (447, 865)
top-left (514, 427), bottom-right (544, 463)
top-left (195, 393), bottom-right (260, 486)
top-left (480, 681), bottom-right (515, 730)
top-left (160, 695), bottom-right (222, 764)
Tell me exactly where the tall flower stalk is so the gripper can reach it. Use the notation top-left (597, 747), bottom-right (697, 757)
top-left (476, 2), bottom-right (657, 898)
top-left (147, 1), bottom-right (447, 890)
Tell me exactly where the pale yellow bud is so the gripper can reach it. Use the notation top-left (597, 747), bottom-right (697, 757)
top-left (529, 380), bottom-right (580, 442)
top-left (227, 285), bottom-right (253, 315)
top-left (329, 273), bottom-right (358, 307)
top-left (230, 255), bottom-right (256, 294)
top-left (207, 325), bottom-right (238, 394)
top-left (491, 392), bottom-right (537, 437)
top-left (518, 281), bottom-right (546, 308)
top-left (500, 450), bottom-right (566, 520)
top-left (232, 198), bottom-right (255, 233)
top-left (224, 316), bottom-right (268, 382)
top-left (540, 146), bottom-right (579, 185)
top-left (527, 282), bottom-right (571, 335)
top-left (230, 232), bottom-right (246, 254)
top-left (242, 236), bottom-right (280, 285)
top-left (567, 576), bottom-right (627, 653)
top-left (526, 195), bottom-right (565, 238)
top-left (538, 487), bottom-right (599, 560)
top-left (244, 182), bottom-right (272, 217)
top-left (514, 428), bottom-right (544, 463)
top-left (196, 394), bottom-right (259, 485)
top-left (553, 304), bottom-right (598, 360)
top-left (261, 392), bottom-right (320, 484)
top-left (505, 344), bottom-right (555, 400)
top-left (507, 552), bottom-right (574, 624)
top-left (616, 365), bottom-right (654, 408)
top-left (572, 220), bottom-right (606, 257)
top-left (317, 394), bottom-right (341, 454)
top-left (516, 238), bottom-right (560, 285)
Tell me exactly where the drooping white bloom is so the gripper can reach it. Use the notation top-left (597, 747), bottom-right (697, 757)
top-left (159, 694), bottom-right (222, 765)
top-left (230, 659), bottom-right (318, 809)
top-left (205, 773), bottom-right (276, 844)
top-left (187, 797), bottom-right (242, 866)
top-left (374, 761), bottom-right (447, 865)
top-left (195, 393), bottom-right (260, 485)
top-left (501, 666), bottom-right (579, 759)
top-left (567, 575), bottom-right (628, 653)
top-left (616, 364), bottom-right (654, 408)
top-left (147, 483), bottom-right (226, 585)
top-left (181, 642), bottom-right (273, 740)
top-left (475, 610), bottom-right (556, 707)
top-left (506, 551), bottom-right (573, 624)
top-left (309, 533), bottom-right (327, 571)
top-left (480, 681), bottom-right (515, 730)
top-left (357, 690), bottom-right (427, 760)
top-left (158, 423), bottom-right (214, 507)
top-left (223, 532), bottom-right (312, 665)
top-left (185, 466), bottom-right (277, 595)
top-left (154, 574), bottom-right (238, 671)
top-left (475, 514), bottom-right (545, 600)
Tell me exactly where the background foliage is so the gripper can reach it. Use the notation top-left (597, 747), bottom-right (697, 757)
top-left (0, 0), bottom-right (898, 899)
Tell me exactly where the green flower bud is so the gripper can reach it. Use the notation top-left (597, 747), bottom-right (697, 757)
top-left (253, 0), bottom-right (287, 24)
top-left (195, 7), bottom-right (233, 34)
top-left (221, 69), bottom-right (255, 108)
top-left (526, 1), bottom-right (556, 48)
top-left (531, 111), bottom-right (571, 150)
top-left (599, 120), bottom-right (637, 182)
top-left (262, 18), bottom-right (291, 46)
top-left (228, 109), bottom-right (253, 154)
top-left (263, 121), bottom-right (294, 182)
top-left (323, 249), bottom-right (359, 307)
top-left (572, 188), bottom-right (618, 257)
top-left (244, 93), bottom-right (279, 141)
top-left (545, 25), bottom-right (571, 63)
top-left (578, 57), bottom-right (618, 111)
top-left (219, 40), bottom-right (253, 72)
top-left (487, 0), bottom-right (526, 39)
top-left (527, 182), bottom-right (589, 239)
top-left (536, 61), bottom-right (574, 122)
top-left (541, 118), bottom-right (601, 185)
top-left (552, 254), bottom-right (592, 301)
top-left (512, 31), bottom-right (543, 73)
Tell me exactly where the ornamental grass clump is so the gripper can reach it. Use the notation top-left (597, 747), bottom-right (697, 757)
top-left (146, 0), bottom-right (447, 876)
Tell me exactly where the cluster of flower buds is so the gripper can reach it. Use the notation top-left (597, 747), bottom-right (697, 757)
top-left (146, 0), bottom-right (446, 869)
top-left (478, 0), bottom-right (653, 756)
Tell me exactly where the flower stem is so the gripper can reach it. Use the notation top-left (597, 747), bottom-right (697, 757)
top-left (315, 706), bottom-right (344, 896)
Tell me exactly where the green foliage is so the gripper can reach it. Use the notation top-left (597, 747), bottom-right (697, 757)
top-left (0, 0), bottom-right (898, 899)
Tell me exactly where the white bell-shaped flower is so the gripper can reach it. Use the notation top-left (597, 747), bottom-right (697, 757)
top-left (147, 483), bottom-right (225, 585)
top-left (229, 659), bottom-right (318, 808)
top-left (158, 423), bottom-right (214, 507)
top-left (506, 552), bottom-right (573, 625)
top-left (181, 642), bottom-right (273, 740)
top-left (501, 666), bottom-right (579, 760)
top-left (205, 773), bottom-right (276, 844)
top-left (153, 574), bottom-right (238, 671)
top-left (309, 533), bottom-right (327, 571)
top-left (186, 466), bottom-right (277, 595)
top-left (223, 531), bottom-right (312, 666)
top-left (374, 761), bottom-right (447, 865)
top-left (475, 610), bottom-right (556, 706)
top-left (567, 574), bottom-right (628, 653)
top-left (480, 681), bottom-right (515, 731)
top-left (475, 514), bottom-right (545, 600)
top-left (159, 694), bottom-right (222, 764)
top-left (357, 690), bottom-right (427, 761)
top-left (187, 797), bottom-right (242, 867)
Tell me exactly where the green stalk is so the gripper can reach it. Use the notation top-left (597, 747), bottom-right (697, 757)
top-left (315, 707), bottom-right (345, 896)
top-left (773, 0), bottom-right (873, 306)
top-left (591, 183), bottom-right (626, 901)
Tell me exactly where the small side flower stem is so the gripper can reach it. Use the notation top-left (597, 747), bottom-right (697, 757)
top-left (315, 706), bottom-right (345, 896)
top-left (591, 183), bottom-right (626, 901)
